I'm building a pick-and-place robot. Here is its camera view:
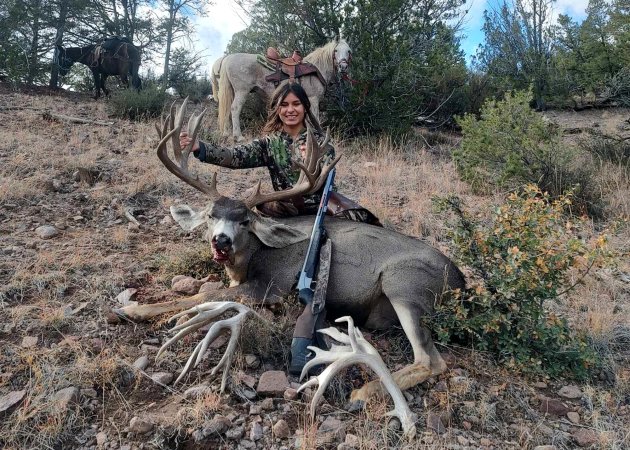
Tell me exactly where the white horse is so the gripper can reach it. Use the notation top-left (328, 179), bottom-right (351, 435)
top-left (217, 39), bottom-right (352, 140)
top-left (211, 55), bottom-right (225, 102)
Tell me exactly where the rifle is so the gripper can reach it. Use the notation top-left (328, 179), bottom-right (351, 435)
top-left (296, 168), bottom-right (336, 306)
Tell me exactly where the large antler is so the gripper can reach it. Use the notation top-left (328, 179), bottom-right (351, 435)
top-left (243, 129), bottom-right (341, 209)
top-left (156, 97), bottom-right (220, 197)
top-left (156, 301), bottom-right (257, 392)
top-left (297, 317), bottom-right (417, 438)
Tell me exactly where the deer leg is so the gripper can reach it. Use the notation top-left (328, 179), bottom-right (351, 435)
top-left (350, 297), bottom-right (445, 403)
top-left (231, 91), bottom-right (247, 142)
top-left (109, 291), bottom-right (211, 323)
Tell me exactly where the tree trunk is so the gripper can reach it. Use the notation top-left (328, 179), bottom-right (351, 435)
top-left (49, 0), bottom-right (69, 89)
top-left (163, 4), bottom-right (175, 88)
top-left (27, 0), bottom-right (42, 84)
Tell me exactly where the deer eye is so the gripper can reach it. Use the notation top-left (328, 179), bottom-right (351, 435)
top-left (240, 219), bottom-right (250, 227)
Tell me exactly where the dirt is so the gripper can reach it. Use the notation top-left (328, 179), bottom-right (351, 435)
top-left (0, 82), bottom-right (628, 449)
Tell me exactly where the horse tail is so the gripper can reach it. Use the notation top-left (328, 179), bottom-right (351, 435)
top-left (211, 57), bottom-right (222, 102)
top-left (128, 44), bottom-right (142, 91)
top-left (217, 58), bottom-right (233, 136)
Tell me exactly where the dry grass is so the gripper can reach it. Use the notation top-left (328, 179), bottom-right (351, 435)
top-left (1, 88), bottom-right (629, 449)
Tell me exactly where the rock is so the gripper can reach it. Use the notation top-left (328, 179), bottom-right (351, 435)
top-left (257, 371), bottom-right (289, 396)
top-left (0, 390), bottom-right (26, 415)
top-left (462, 421), bottom-right (472, 430)
top-left (240, 439), bottom-right (256, 449)
top-left (171, 276), bottom-right (204, 295)
top-left (133, 355), bottom-right (150, 371)
top-left (249, 404), bottom-right (262, 415)
top-left (441, 353), bottom-right (458, 369)
top-left (250, 422), bottom-right (263, 441)
top-left (261, 398), bottom-right (274, 411)
top-left (273, 419), bottom-right (290, 439)
top-left (433, 380), bottom-right (448, 392)
top-left (21, 336), bottom-right (38, 348)
top-left (539, 397), bottom-right (570, 416)
top-left (81, 388), bottom-right (98, 399)
top-left (226, 425), bottom-right (245, 440)
top-left (533, 446), bottom-right (557, 450)
top-left (116, 288), bottom-right (138, 306)
top-left (129, 416), bottom-right (153, 434)
top-left (534, 382), bottom-right (548, 389)
top-left (426, 413), bottom-right (446, 434)
top-left (457, 436), bottom-right (469, 446)
top-left (202, 415), bottom-right (231, 435)
top-left (344, 433), bottom-right (360, 447)
top-left (567, 411), bottom-right (580, 423)
top-left (558, 385), bottom-right (582, 399)
top-left (53, 386), bottom-right (79, 410)
top-left (151, 372), bottom-right (174, 385)
top-left (480, 437), bottom-right (491, 446)
top-left (36, 225), bottom-right (60, 239)
top-left (244, 354), bottom-right (261, 369)
top-left (199, 281), bottom-right (223, 293)
top-left (184, 384), bottom-right (213, 399)
top-left (284, 388), bottom-right (298, 400)
top-left (96, 431), bottom-right (108, 447)
top-left (572, 429), bottom-right (598, 447)
top-left (236, 371), bottom-right (257, 389)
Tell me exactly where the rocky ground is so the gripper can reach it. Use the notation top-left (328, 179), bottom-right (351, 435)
top-left (0, 84), bottom-right (628, 449)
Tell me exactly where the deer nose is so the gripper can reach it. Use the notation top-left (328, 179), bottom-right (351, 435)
top-left (212, 233), bottom-right (231, 250)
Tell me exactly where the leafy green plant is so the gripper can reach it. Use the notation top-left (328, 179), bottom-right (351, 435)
top-left (454, 89), bottom-right (604, 216)
top-left (432, 185), bottom-right (610, 379)
top-left (108, 85), bottom-right (169, 121)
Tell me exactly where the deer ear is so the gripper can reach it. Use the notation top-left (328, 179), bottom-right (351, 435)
top-left (170, 205), bottom-right (208, 231)
top-left (250, 216), bottom-right (308, 248)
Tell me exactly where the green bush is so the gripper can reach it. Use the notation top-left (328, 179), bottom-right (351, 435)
top-left (175, 77), bottom-right (213, 104)
top-left (432, 186), bottom-right (610, 379)
top-left (108, 85), bottom-right (169, 121)
top-left (454, 89), bottom-right (604, 216)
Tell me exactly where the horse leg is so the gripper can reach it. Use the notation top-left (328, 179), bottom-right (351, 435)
top-left (231, 91), bottom-right (248, 142)
top-left (92, 71), bottom-right (101, 99)
top-left (101, 75), bottom-right (110, 97)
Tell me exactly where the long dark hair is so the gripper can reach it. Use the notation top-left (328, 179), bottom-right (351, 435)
top-left (262, 82), bottom-right (323, 134)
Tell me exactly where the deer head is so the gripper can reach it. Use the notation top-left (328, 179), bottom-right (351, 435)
top-left (156, 99), bottom-right (340, 270)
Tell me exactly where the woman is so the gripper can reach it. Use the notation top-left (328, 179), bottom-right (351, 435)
top-left (180, 81), bottom-right (380, 224)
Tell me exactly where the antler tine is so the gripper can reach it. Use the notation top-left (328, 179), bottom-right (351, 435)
top-left (156, 301), bottom-right (258, 392)
top-left (156, 99), bottom-right (221, 198)
top-left (296, 316), bottom-right (417, 438)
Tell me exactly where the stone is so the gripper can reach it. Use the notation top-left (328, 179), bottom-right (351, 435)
top-left (257, 371), bottom-right (289, 396)
top-left (533, 446), bottom-right (557, 450)
top-left (36, 225), bottom-right (60, 239)
top-left (202, 415), bottom-right (231, 435)
top-left (129, 416), bottom-right (153, 434)
top-left (96, 431), bottom-right (108, 447)
top-left (567, 411), bottom-right (580, 424)
top-left (480, 438), bottom-right (491, 446)
top-left (116, 288), bottom-right (138, 306)
top-left (344, 433), bottom-right (360, 447)
top-left (572, 429), bottom-right (598, 447)
top-left (426, 413), bottom-right (446, 434)
top-left (226, 425), bottom-right (245, 440)
top-left (250, 422), bottom-right (263, 441)
top-left (133, 355), bottom-right (150, 371)
top-left (184, 384), bottom-right (213, 399)
top-left (151, 372), bottom-right (174, 385)
top-left (199, 281), bottom-right (223, 294)
top-left (534, 382), bottom-right (548, 389)
top-left (261, 398), bottom-right (274, 411)
top-left (171, 276), bottom-right (204, 295)
top-left (538, 397), bottom-right (570, 416)
top-left (0, 390), bottom-right (26, 415)
top-left (249, 404), bottom-right (262, 415)
top-left (558, 385), bottom-right (582, 399)
top-left (457, 436), bottom-right (469, 446)
top-left (273, 419), bottom-right (290, 439)
top-left (236, 371), bottom-right (257, 389)
top-left (284, 388), bottom-right (298, 400)
top-left (53, 386), bottom-right (79, 410)
top-left (244, 354), bottom-right (261, 369)
top-left (21, 336), bottom-right (38, 348)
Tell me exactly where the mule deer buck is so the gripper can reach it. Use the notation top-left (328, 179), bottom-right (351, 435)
top-left (114, 99), bottom-right (465, 436)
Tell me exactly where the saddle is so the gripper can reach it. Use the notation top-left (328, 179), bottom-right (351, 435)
top-left (263, 47), bottom-right (325, 86)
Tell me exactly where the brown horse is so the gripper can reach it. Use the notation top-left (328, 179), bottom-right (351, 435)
top-left (56, 38), bottom-right (142, 99)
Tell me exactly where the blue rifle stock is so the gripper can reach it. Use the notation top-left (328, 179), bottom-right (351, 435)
top-left (296, 168), bottom-right (336, 305)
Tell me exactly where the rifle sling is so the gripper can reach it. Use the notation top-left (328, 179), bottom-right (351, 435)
top-left (311, 238), bottom-right (331, 315)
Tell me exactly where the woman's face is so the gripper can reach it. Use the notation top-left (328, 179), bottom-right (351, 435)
top-left (278, 92), bottom-right (305, 129)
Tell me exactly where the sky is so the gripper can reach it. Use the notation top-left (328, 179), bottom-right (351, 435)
top-left (188, 0), bottom-right (592, 74)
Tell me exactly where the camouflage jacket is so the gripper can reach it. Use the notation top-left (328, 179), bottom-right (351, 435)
top-left (196, 129), bottom-right (335, 207)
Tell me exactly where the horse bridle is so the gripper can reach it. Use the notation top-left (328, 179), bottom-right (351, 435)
top-left (333, 45), bottom-right (351, 74)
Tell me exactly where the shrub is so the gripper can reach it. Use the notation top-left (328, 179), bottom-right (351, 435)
top-left (175, 77), bottom-right (213, 104)
top-left (108, 85), bottom-right (169, 121)
top-left (454, 89), bottom-right (604, 216)
top-left (432, 186), bottom-right (610, 379)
